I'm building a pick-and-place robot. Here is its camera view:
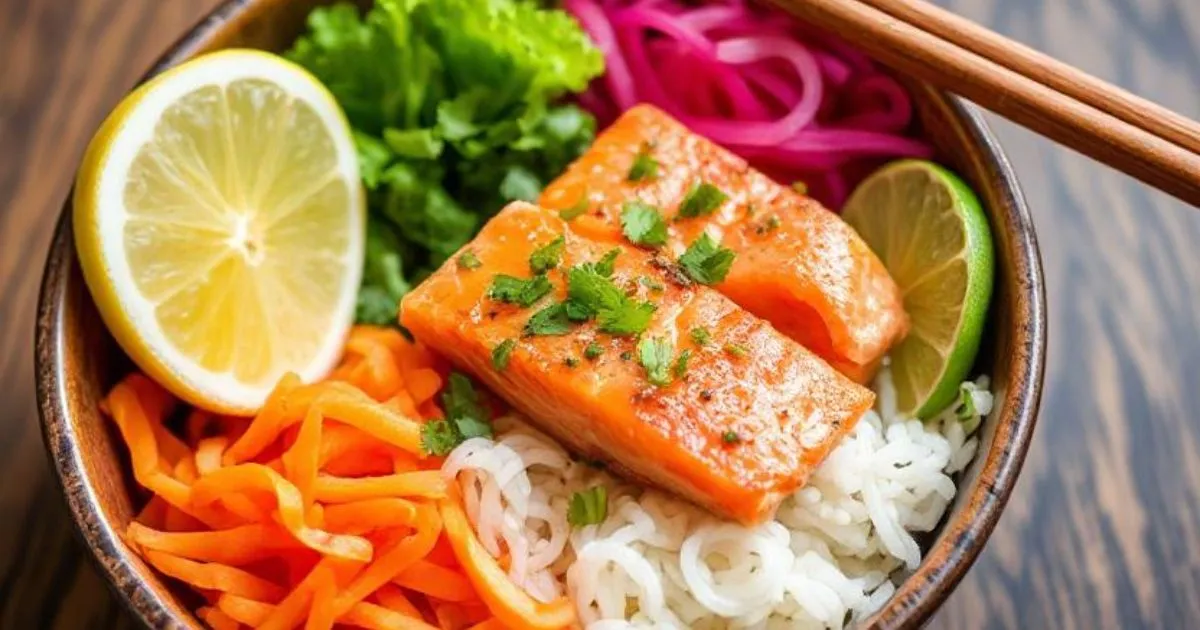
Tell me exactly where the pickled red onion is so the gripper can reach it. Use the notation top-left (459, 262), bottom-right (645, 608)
top-left (563, 0), bottom-right (934, 209)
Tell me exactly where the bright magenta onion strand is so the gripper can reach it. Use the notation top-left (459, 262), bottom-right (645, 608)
top-left (564, 0), bottom-right (933, 210)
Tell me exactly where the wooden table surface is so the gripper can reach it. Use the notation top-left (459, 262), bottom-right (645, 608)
top-left (3, 0), bottom-right (1199, 628)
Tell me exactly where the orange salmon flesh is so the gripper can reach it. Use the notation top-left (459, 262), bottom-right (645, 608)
top-left (401, 202), bottom-right (874, 525)
top-left (539, 104), bottom-right (909, 382)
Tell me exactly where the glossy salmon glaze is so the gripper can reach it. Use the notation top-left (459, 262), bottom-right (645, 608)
top-left (401, 202), bottom-right (874, 525)
top-left (539, 105), bottom-right (908, 382)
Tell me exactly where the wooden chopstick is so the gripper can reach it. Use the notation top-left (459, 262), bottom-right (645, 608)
top-left (858, 0), bottom-right (1200, 158)
top-left (769, 0), bottom-right (1200, 207)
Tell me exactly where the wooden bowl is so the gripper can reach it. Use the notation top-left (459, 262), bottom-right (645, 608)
top-left (34, 0), bottom-right (1047, 627)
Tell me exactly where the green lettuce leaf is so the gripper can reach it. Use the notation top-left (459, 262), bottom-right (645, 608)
top-left (288, 0), bottom-right (603, 325)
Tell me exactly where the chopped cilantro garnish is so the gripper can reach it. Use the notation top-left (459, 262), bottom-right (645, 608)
top-left (638, 337), bottom-right (675, 387)
top-left (420, 373), bottom-right (493, 456)
top-left (724, 343), bottom-right (749, 358)
top-left (627, 142), bottom-right (660, 182)
top-left (488, 274), bottom-right (552, 307)
top-left (690, 327), bottom-right (712, 347)
top-left (454, 415), bottom-right (493, 442)
top-left (584, 342), bottom-right (604, 360)
top-left (565, 264), bottom-right (656, 336)
top-left (677, 181), bottom-right (729, 219)
top-left (620, 351), bottom-right (632, 361)
top-left (673, 349), bottom-right (691, 379)
top-left (457, 251), bottom-right (482, 270)
top-left (620, 201), bottom-right (668, 247)
top-left (491, 339), bottom-right (516, 370)
top-left (955, 384), bottom-right (978, 420)
top-left (420, 421), bottom-right (460, 457)
top-left (580, 248), bottom-right (619, 277)
top-left (757, 215), bottom-right (781, 235)
top-left (565, 299), bottom-right (593, 322)
top-left (443, 373), bottom-right (489, 433)
top-left (598, 301), bottom-right (656, 336)
top-left (565, 266), bottom-right (623, 318)
top-left (956, 384), bottom-right (984, 434)
top-left (564, 356), bottom-right (580, 368)
top-left (722, 430), bottom-right (741, 444)
top-left (524, 302), bottom-right (572, 336)
top-left (678, 233), bottom-right (736, 285)
top-left (640, 276), bottom-right (665, 292)
top-left (568, 486), bottom-right (608, 527)
top-left (559, 196), bottom-right (589, 221)
top-left (529, 235), bottom-right (565, 274)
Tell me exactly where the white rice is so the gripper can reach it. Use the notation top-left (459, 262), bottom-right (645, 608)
top-left (441, 366), bottom-right (993, 629)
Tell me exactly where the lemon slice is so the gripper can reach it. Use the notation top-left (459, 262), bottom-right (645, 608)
top-left (843, 160), bottom-right (994, 419)
top-left (74, 50), bottom-right (364, 414)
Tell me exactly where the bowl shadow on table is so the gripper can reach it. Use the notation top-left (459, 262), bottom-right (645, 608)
top-left (34, 0), bottom-right (1047, 628)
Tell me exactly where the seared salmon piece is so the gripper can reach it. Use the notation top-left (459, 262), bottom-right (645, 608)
top-left (401, 202), bottom-right (874, 525)
top-left (539, 105), bottom-right (908, 382)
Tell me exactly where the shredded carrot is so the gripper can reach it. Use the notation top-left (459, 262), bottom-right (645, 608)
top-left (426, 535), bottom-right (461, 569)
top-left (303, 567), bottom-right (339, 630)
top-left (342, 601), bottom-right (441, 630)
top-left (135, 496), bottom-right (168, 529)
top-left (323, 498), bottom-right (418, 535)
top-left (394, 560), bottom-right (478, 602)
top-left (324, 451), bottom-right (400, 478)
top-left (330, 504), bottom-right (442, 617)
top-left (404, 369), bottom-right (443, 406)
top-left (312, 390), bottom-right (425, 454)
top-left (258, 558), bottom-right (340, 630)
top-left (101, 325), bottom-right (568, 629)
top-left (197, 605), bottom-right (240, 630)
top-left (433, 601), bottom-right (490, 630)
top-left (127, 522), bottom-right (301, 565)
top-left (385, 390), bottom-right (421, 418)
top-left (191, 465), bottom-right (373, 562)
top-left (194, 437), bottom-right (228, 476)
top-left (282, 406), bottom-right (324, 505)
top-left (317, 424), bottom-right (391, 467)
top-left (162, 505), bottom-right (203, 533)
top-left (173, 456), bottom-right (200, 484)
top-left (143, 550), bottom-right (287, 602)
top-left (216, 594), bottom-right (273, 626)
top-left (440, 490), bottom-right (577, 630)
top-left (466, 619), bottom-right (508, 630)
top-left (346, 334), bottom-right (405, 401)
top-left (312, 471), bottom-right (448, 503)
top-left (373, 584), bottom-right (424, 619)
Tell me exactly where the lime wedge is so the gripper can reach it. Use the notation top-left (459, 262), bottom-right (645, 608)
top-left (842, 160), bottom-right (994, 419)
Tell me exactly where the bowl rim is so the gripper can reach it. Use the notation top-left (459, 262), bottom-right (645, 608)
top-left (34, 1), bottom-right (1046, 628)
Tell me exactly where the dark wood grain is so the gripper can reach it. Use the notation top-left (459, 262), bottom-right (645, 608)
top-left (1, 1), bottom-right (1198, 630)
top-left (0, 1), bottom-right (219, 628)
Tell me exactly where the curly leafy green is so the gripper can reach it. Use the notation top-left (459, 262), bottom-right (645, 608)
top-left (288, 0), bottom-right (604, 324)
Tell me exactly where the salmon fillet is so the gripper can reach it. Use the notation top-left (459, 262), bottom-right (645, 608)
top-left (401, 202), bottom-right (874, 525)
top-left (539, 105), bottom-right (908, 382)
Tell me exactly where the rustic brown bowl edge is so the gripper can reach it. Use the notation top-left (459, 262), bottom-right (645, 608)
top-left (34, 1), bottom-right (1047, 628)
top-left (862, 90), bottom-right (1047, 629)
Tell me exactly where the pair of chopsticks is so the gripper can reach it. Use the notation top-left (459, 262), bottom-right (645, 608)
top-left (772, 0), bottom-right (1200, 207)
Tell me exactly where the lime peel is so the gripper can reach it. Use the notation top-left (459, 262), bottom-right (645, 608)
top-left (842, 159), bottom-right (994, 419)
